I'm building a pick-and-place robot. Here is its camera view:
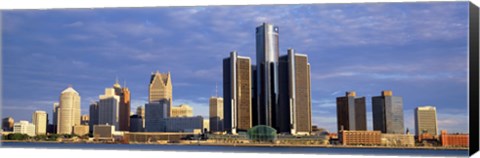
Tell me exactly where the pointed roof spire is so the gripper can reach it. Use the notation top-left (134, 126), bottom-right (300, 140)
top-left (62, 85), bottom-right (78, 94)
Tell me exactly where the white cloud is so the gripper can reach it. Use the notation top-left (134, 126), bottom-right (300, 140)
top-left (63, 21), bottom-right (84, 27)
top-left (312, 98), bottom-right (336, 108)
top-left (312, 115), bottom-right (337, 133)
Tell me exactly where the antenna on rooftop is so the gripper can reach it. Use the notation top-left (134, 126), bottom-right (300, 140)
top-left (215, 82), bottom-right (218, 97)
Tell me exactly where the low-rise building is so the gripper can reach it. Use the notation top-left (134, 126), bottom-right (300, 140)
top-left (130, 115), bottom-right (144, 132)
top-left (440, 130), bottom-right (469, 147)
top-left (2, 117), bottom-right (14, 131)
top-left (339, 130), bottom-right (381, 146)
top-left (165, 116), bottom-right (203, 132)
top-left (125, 132), bottom-right (197, 144)
top-left (73, 125), bottom-right (89, 136)
top-left (93, 124), bottom-right (115, 141)
top-left (13, 121), bottom-right (36, 137)
top-left (171, 104), bottom-right (193, 117)
top-left (381, 133), bottom-right (415, 147)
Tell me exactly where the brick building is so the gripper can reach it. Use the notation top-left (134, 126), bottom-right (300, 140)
top-left (440, 130), bottom-right (469, 147)
top-left (339, 130), bottom-right (381, 146)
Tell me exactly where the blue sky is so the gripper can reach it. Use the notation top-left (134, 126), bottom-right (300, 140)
top-left (2, 2), bottom-right (470, 133)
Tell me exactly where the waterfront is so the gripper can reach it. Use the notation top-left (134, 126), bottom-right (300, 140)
top-left (0, 142), bottom-right (468, 157)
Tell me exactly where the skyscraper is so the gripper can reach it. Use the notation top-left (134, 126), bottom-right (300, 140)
top-left (145, 101), bottom-right (168, 132)
top-left (113, 80), bottom-right (131, 132)
top-left (209, 96), bottom-right (224, 133)
top-left (52, 102), bottom-right (59, 133)
top-left (255, 23), bottom-right (280, 127)
top-left (98, 87), bottom-right (120, 130)
top-left (89, 102), bottom-right (99, 133)
top-left (277, 49), bottom-right (312, 135)
top-left (2, 117), bottom-right (14, 131)
top-left (32, 111), bottom-right (47, 135)
top-left (414, 106), bottom-right (438, 136)
top-left (57, 86), bottom-right (81, 134)
top-left (223, 51), bottom-right (252, 134)
top-left (251, 65), bottom-right (258, 127)
top-left (336, 91), bottom-right (367, 132)
top-left (149, 71), bottom-right (173, 117)
top-left (372, 90), bottom-right (404, 134)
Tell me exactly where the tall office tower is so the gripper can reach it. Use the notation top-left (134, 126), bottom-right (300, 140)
top-left (57, 86), bottom-right (81, 134)
top-left (277, 49), bottom-right (312, 135)
top-left (372, 90), bottom-right (405, 134)
top-left (145, 101), bottom-right (168, 132)
top-left (255, 23), bottom-right (279, 127)
top-left (336, 91), bottom-right (367, 132)
top-left (32, 111), bottom-right (47, 135)
top-left (149, 71), bottom-right (173, 117)
top-left (223, 51), bottom-right (252, 134)
top-left (98, 87), bottom-right (120, 130)
top-left (113, 80), bottom-right (131, 131)
top-left (414, 106), bottom-right (438, 136)
top-left (89, 102), bottom-right (99, 133)
top-left (209, 96), bottom-right (224, 133)
top-left (251, 65), bottom-right (258, 127)
top-left (171, 104), bottom-right (194, 117)
top-left (2, 117), bottom-right (14, 131)
top-left (52, 102), bottom-right (59, 133)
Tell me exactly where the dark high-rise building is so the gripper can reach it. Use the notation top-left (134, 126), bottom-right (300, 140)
top-left (2, 117), bottom-right (14, 131)
top-left (372, 90), bottom-right (404, 134)
top-left (251, 65), bottom-right (258, 127)
top-left (129, 114), bottom-right (144, 132)
top-left (221, 23), bottom-right (313, 135)
top-left (89, 102), bottom-right (99, 133)
top-left (223, 51), bottom-right (252, 134)
top-left (277, 49), bottom-right (312, 135)
top-left (336, 91), bottom-right (367, 132)
top-left (113, 80), bottom-right (131, 132)
top-left (255, 23), bottom-right (279, 127)
top-left (52, 102), bottom-right (59, 133)
top-left (145, 101), bottom-right (168, 132)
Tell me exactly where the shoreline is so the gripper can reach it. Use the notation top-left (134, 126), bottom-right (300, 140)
top-left (1, 140), bottom-right (468, 151)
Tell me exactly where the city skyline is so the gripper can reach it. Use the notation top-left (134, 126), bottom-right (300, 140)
top-left (2, 2), bottom-right (469, 133)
